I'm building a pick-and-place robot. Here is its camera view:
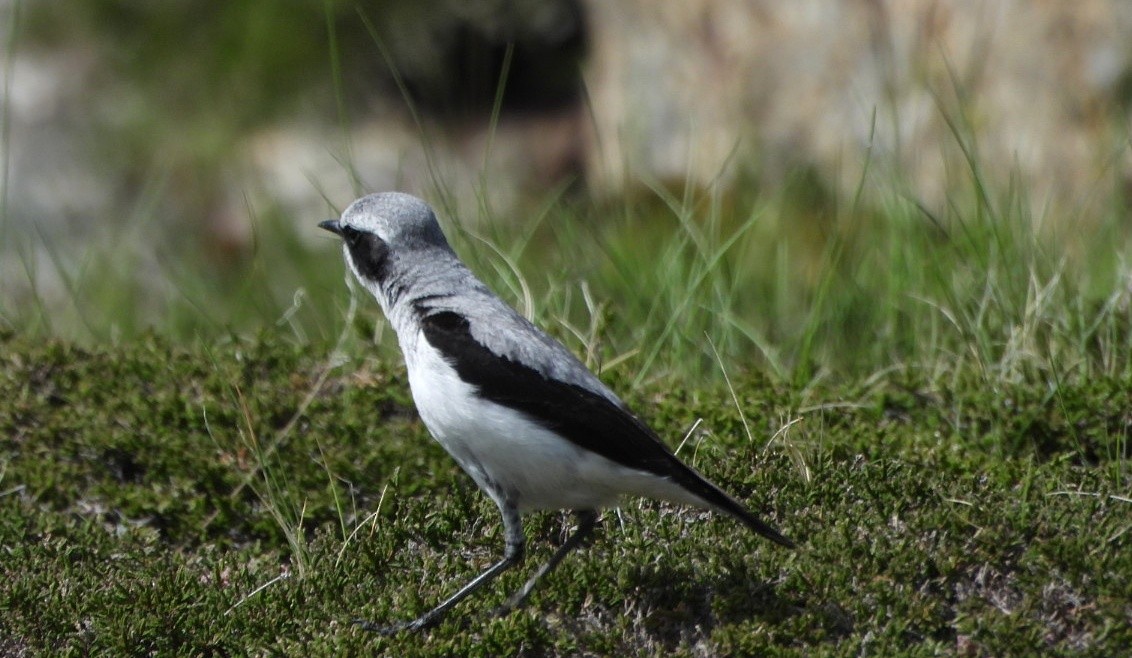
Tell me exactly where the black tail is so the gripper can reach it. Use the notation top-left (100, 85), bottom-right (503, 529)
top-left (720, 494), bottom-right (797, 549)
top-left (669, 459), bottom-right (797, 549)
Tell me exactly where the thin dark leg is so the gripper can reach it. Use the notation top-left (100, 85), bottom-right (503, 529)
top-left (355, 502), bottom-right (525, 634)
top-left (499, 509), bottom-right (598, 612)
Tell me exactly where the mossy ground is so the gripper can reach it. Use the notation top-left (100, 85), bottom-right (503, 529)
top-left (5, 4), bottom-right (1132, 656)
top-left (1, 334), bottom-right (1127, 656)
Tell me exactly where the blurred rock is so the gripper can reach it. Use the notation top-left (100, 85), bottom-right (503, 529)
top-left (7, 0), bottom-right (1132, 259)
top-left (244, 106), bottom-right (585, 238)
top-left (0, 39), bottom-right (126, 307)
top-left (582, 0), bottom-right (1132, 222)
top-left (0, 47), bottom-right (115, 236)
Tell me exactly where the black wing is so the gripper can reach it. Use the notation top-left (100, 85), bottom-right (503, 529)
top-left (419, 309), bottom-right (795, 548)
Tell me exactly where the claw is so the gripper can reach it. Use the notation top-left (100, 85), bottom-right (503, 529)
top-left (353, 615), bottom-right (437, 635)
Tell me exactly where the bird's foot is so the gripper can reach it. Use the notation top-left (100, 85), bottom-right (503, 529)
top-left (491, 591), bottom-right (534, 618)
top-left (352, 613), bottom-right (438, 635)
top-left (489, 602), bottom-right (518, 619)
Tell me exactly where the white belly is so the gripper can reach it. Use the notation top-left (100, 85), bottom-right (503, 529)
top-left (403, 332), bottom-right (697, 513)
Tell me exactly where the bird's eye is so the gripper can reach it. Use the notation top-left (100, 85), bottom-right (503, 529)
top-left (340, 225), bottom-right (365, 246)
top-left (341, 227), bottom-right (391, 282)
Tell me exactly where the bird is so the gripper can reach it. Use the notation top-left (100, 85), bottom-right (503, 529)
top-left (319, 192), bottom-right (794, 634)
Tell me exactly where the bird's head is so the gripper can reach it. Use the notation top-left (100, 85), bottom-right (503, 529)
top-left (319, 192), bottom-right (451, 291)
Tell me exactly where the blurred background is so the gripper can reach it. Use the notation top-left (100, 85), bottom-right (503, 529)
top-left (3, 0), bottom-right (1132, 379)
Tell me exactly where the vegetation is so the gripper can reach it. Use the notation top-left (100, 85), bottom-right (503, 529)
top-left (2, 4), bottom-right (1130, 656)
top-left (1, 330), bottom-right (1128, 656)
top-left (4, 107), bottom-right (1132, 657)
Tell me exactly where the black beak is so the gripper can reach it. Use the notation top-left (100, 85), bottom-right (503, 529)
top-left (319, 219), bottom-right (343, 236)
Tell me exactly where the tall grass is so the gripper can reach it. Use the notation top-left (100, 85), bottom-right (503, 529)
top-left (4, 150), bottom-right (1131, 389)
top-left (454, 169), bottom-right (1131, 390)
top-left (3, 4), bottom-right (1130, 388)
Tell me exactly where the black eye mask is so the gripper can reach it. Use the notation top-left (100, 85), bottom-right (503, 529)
top-left (341, 226), bottom-right (392, 283)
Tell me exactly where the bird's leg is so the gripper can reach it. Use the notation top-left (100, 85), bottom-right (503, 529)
top-left (355, 503), bottom-right (525, 634)
top-left (498, 509), bottom-right (598, 613)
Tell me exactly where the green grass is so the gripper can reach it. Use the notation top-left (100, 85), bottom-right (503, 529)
top-left (5, 172), bottom-right (1131, 384)
top-left (3, 7), bottom-right (1131, 654)
top-left (0, 334), bottom-right (1128, 656)
top-left (3, 115), bottom-right (1132, 655)
top-left (3, 136), bottom-right (1131, 655)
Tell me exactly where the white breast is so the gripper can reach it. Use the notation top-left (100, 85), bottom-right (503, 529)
top-left (401, 329), bottom-right (699, 513)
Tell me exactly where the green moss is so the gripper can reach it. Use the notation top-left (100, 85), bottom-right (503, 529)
top-left (0, 336), bottom-right (1128, 655)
